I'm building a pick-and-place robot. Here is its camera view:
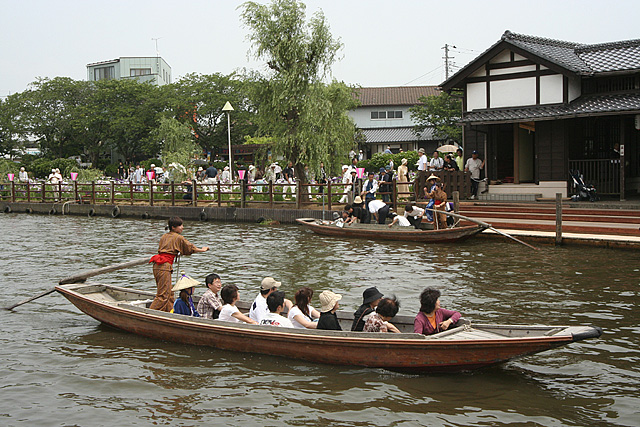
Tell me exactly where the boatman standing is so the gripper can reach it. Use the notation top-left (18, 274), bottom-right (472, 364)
top-left (149, 217), bottom-right (209, 312)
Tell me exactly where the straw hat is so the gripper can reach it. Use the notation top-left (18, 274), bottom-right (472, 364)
top-left (418, 148), bottom-right (425, 154)
top-left (172, 271), bottom-right (201, 291)
top-left (427, 174), bottom-right (441, 181)
top-left (401, 158), bottom-right (407, 165)
top-left (353, 196), bottom-right (363, 204)
top-left (319, 290), bottom-right (342, 313)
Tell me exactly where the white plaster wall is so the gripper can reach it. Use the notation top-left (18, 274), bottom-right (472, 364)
top-left (348, 106), bottom-right (414, 128)
top-left (539, 74), bottom-right (563, 104)
top-left (568, 77), bottom-right (581, 101)
top-left (466, 82), bottom-right (487, 111)
top-left (514, 53), bottom-right (527, 61)
top-left (490, 78), bottom-right (536, 108)
top-left (489, 65), bottom-right (536, 76)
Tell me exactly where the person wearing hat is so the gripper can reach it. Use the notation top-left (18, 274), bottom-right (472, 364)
top-left (414, 148), bottom-right (429, 199)
top-left (249, 277), bottom-right (293, 323)
top-left (171, 273), bottom-right (201, 317)
top-left (317, 290), bottom-right (342, 330)
top-left (149, 217), bottom-right (209, 312)
top-left (219, 284), bottom-right (258, 324)
top-left (379, 166), bottom-right (393, 203)
top-left (351, 287), bottom-right (384, 332)
top-left (265, 163), bottom-right (277, 183)
top-left (360, 171), bottom-right (378, 208)
top-left (465, 150), bottom-right (485, 200)
top-left (351, 196), bottom-right (369, 224)
top-left (339, 165), bottom-right (352, 203)
top-left (424, 174), bottom-right (448, 227)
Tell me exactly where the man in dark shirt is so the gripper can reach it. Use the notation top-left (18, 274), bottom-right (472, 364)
top-left (379, 166), bottom-right (393, 203)
top-left (443, 154), bottom-right (459, 171)
top-left (283, 161), bottom-right (294, 181)
top-left (205, 163), bottom-right (218, 181)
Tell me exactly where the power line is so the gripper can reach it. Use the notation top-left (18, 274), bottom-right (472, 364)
top-left (402, 64), bottom-right (443, 86)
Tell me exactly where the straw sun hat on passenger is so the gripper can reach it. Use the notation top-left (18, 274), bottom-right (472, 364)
top-left (319, 290), bottom-right (342, 313)
top-left (172, 272), bottom-right (201, 292)
top-left (427, 174), bottom-right (441, 181)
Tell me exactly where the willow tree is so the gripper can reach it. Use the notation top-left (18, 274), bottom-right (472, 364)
top-left (240, 0), bottom-right (358, 182)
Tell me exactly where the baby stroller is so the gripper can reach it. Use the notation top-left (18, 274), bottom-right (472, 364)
top-left (569, 170), bottom-right (599, 202)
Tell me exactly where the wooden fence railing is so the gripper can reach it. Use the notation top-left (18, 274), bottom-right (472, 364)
top-left (568, 159), bottom-right (620, 195)
top-left (0, 172), bottom-right (471, 209)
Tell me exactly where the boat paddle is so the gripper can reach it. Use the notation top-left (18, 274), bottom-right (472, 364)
top-left (4, 255), bottom-right (153, 311)
top-left (421, 207), bottom-right (539, 251)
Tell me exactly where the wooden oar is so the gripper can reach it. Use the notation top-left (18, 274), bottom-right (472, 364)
top-left (4, 256), bottom-right (153, 311)
top-left (420, 207), bottom-right (539, 250)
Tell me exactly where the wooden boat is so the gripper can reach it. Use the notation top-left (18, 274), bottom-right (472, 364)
top-left (296, 217), bottom-right (487, 243)
top-left (56, 282), bottom-right (602, 373)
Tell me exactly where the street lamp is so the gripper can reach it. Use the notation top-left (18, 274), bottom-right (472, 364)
top-left (222, 101), bottom-right (234, 180)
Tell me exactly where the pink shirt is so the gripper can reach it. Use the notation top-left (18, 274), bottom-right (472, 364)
top-left (414, 308), bottom-right (461, 335)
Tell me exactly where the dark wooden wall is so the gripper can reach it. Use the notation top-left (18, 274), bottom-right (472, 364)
top-left (535, 120), bottom-right (567, 182)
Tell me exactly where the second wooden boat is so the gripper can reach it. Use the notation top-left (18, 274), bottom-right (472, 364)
top-left (296, 218), bottom-right (486, 243)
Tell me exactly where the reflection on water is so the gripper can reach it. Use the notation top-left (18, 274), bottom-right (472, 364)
top-left (0, 214), bottom-right (638, 426)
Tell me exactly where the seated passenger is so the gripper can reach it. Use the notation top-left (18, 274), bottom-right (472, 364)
top-left (363, 297), bottom-right (400, 333)
top-left (219, 284), bottom-right (258, 324)
top-left (288, 287), bottom-right (320, 329)
top-left (197, 273), bottom-right (223, 319)
top-left (317, 290), bottom-right (342, 331)
top-left (172, 280), bottom-right (200, 317)
top-left (351, 286), bottom-right (384, 331)
top-left (249, 277), bottom-right (293, 323)
top-left (414, 287), bottom-right (461, 335)
top-left (259, 291), bottom-right (294, 328)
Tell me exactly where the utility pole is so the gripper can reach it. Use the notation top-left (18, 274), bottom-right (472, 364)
top-left (442, 44), bottom-right (456, 80)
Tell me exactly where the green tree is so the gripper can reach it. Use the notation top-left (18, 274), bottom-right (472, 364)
top-left (409, 91), bottom-right (462, 143)
top-left (0, 96), bottom-right (19, 157)
top-left (165, 73), bottom-right (257, 152)
top-left (15, 77), bottom-right (89, 158)
top-left (154, 117), bottom-right (199, 182)
top-left (240, 0), bottom-right (358, 183)
top-left (86, 79), bottom-right (165, 163)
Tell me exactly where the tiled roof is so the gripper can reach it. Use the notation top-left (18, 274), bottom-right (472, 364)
top-left (442, 31), bottom-right (640, 89)
top-left (503, 31), bottom-right (640, 74)
top-left (355, 86), bottom-right (440, 106)
top-left (461, 92), bottom-right (640, 124)
top-left (361, 126), bottom-right (436, 143)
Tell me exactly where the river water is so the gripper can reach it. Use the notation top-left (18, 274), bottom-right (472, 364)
top-left (0, 214), bottom-right (638, 426)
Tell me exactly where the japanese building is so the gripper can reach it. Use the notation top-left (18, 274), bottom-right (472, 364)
top-left (441, 31), bottom-right (640, 200)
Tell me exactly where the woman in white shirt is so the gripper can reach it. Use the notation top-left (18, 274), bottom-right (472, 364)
top-left (218, 284), bottom-right (257, 324)
top-left (288, 287), bottom-right (320, 329)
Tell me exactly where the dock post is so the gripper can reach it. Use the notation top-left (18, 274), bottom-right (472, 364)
top-left (240, 180), bottom-right (246, 209)
top-left (555, 193), bottom-right (562, 246)
top-left (453, 191), bottom-right (460, 213)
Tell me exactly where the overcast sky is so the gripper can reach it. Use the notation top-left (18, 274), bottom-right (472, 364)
top-left (1, 0), bottom-right (639, 98)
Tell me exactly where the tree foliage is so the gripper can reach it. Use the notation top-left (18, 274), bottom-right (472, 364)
top-left (165, 73), bottom-right (257, 151)
top-left (409, 91), bottom-right (462, 143)
top-left (154, 116), bottom-right (199, 181)
top-left (240, 0), bottom-right (358, 182)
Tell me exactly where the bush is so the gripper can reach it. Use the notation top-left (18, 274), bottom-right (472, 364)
top-left (26, 157), bottom-right (78, 179)
top-left (141, 159), bottom-right (162, 170)
top-left (104, 163), bottom-right (118, 177)
top-left (0, 159), bottom-right (19, 179)
top-left (358, 151), bottom-right (420, 173)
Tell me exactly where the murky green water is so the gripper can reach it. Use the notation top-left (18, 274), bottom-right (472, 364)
top-left (1, 214), bottom-right (638, 426)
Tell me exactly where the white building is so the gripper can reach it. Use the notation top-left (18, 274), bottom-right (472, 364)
top-left (86, 57), bottom-right (172, 86)
top-left (348, 86), bottom-right (443, 157)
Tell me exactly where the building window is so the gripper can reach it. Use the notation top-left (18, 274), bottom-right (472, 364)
top-left (371, 110), bottom-right (403, 120)
top-left (130, 68), bottom-right (152, 77)
top-left (94, 66), bottom-right (114, 81)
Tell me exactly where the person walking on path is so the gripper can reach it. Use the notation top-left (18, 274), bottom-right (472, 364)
top-left (149, 217), bottom-right (209, 312)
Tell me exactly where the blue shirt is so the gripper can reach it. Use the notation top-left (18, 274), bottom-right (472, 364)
top-left (173, 298), bottom-right (200, 317)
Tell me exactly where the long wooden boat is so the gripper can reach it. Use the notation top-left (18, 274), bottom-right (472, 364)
top-left (296, 217), bottom-right (487, 243)
top-left (56, 282), bottom-right (602, 373)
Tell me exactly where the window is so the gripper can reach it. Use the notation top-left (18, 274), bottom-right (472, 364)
top-left (371, 110), bottom-right (403, 120)
top-left (94, 66), bottom-right (114, 80)
top-left (130, 68), bottom-right (152, 77)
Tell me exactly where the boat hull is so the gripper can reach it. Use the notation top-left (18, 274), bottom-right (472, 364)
top-left (295, 218), bottom-right (486, 243)
top-left (56, 284), bottom-right (599, 373)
